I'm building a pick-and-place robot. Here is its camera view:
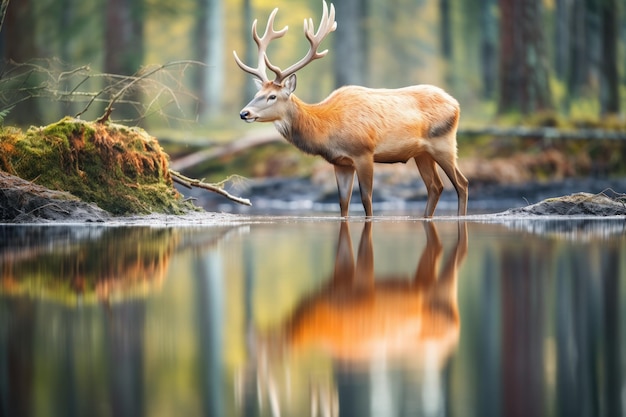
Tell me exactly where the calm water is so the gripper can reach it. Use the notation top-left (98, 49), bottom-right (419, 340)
top-left (0, 217), bottom-right (625, 417)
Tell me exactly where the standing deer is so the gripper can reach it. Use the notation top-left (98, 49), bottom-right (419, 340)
top-left (234, 1), bottom-right (468, 217)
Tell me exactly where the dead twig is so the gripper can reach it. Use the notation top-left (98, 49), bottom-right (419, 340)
top-left (96, 60), bottom-right (205, 124)
top-left (169, 169), bottom-right (252, 207)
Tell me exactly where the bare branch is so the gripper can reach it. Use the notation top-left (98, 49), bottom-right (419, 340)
top-left (169, 169), bottom-right (252, 206)
top-left (0, 59), bottom-right (207, 125)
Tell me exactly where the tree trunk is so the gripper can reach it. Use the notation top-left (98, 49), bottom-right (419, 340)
top-left (359, 0), bottom-right (371, 85)
top-left (240, 0), bottom-right (256, 106)
top-left (194, 0), bottom-right (223, 121)
top-left (439, 0), bottom-right (453, 86)
top-left (103, 0), bottom-right (145, 122)
top-left (333, 0), bottom-right (366, 87)
top-left (1, 0), bottom-right (43, 125)
top-left (566, 0), bottom-right (589, 102)
top-left (598, 0), bottom-right (620, 116)
top-left (554, 0), bottom-right (570, 81)
top-left (497, 0), bottom-right (553, 115)
top-left (480, 0), bottom-right (498, 99)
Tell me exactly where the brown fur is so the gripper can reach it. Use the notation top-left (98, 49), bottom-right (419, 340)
top-left (241, 78), bottom-right (468, 217)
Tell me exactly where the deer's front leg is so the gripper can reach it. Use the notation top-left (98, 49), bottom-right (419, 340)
top-left (334, 164), bottom-right (355, 217)
top-left (354, 156), bottom-right (374, 217)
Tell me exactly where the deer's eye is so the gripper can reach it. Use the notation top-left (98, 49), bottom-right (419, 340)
top-left (268, 94), bottom-right (277, 101)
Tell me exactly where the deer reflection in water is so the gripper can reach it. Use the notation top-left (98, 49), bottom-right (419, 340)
top-left (237, 221), bottom-right (468, 417)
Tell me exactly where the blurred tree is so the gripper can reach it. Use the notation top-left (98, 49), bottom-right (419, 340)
top-left (599, 0), bottom-right (620, 116)
top-left (439, 0), bottom-right (453, 85)
top-left (563, 0), bottom-right (598, 113)
top-left (439, 0), bottom-right (452, 60)
top-left (480, 0), bottom-right (497, 99)
top-left (497, 0), bottom-right (553, 115)
top-left (1, 0), bottom-right (43, 124)
top-left (194, 0), bottom-right (223, 121)
top-left (554, 0), bottom-right (569, 81)
top-left (104, 0), bottom-right (145, 121)
top-left (333, 0), bottom-right (367, 87)
top-left (239, 0), bottom-right (256, 107)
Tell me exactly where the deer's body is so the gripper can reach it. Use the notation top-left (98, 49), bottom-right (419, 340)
top-left (234, 2), bottom-right (468, 217)
top-left (275, 85), bottom-right (459, 165)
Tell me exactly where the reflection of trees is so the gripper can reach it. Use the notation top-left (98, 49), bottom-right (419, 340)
top-left (0, 227), bottom-right (177, 304)
top-left (498, 231), bottom-right (623, 417)
top-left (501, 242), bottom-right (549, 417)
top-left (238, 221), bottom-right (468, 416)
top-left (0, 298), bottom-right (35, 417)
top-left (0, 226), bottom-right (177, 417)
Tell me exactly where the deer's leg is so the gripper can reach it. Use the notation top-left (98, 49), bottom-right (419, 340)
top-left (334, 164), bottom-right (355, 217)
top-left (431, 149), bottom-right (469, 216)
top-left (414, 221), bottom-right (443, 288)
top-left (354, 157), bottom-right (374, 217)
top-left (414, 154), bottom-right (444, 218)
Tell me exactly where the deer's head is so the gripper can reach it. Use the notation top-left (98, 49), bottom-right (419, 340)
top-left (234, 2), bottom-right (337, 123)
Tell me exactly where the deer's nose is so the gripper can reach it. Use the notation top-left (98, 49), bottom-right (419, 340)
top-left (240, 110), bottom-right (250, 120)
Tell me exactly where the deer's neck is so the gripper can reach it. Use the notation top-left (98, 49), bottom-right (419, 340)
top-left (274, 95), bottom-right (333, 158)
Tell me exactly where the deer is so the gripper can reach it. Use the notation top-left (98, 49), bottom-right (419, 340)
top-left (233, 1), bottom-right (468, 217)
top-left (235, 221), bottom-right (468, 415)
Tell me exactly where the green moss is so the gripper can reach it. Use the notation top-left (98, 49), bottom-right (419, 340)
top-left (0, 117), bottom-right (196, 215)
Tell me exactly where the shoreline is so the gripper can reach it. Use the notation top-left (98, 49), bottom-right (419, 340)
top-left (2, 171), bottom-right (625, 225)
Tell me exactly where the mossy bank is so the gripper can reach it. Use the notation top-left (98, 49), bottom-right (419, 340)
top-left (0, 117), bottom-right (196, 215)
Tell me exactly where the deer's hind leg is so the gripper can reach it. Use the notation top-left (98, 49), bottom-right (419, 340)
top-left (414, 154), bottom-right (444, 217)
top-left (430, 149), bottom-right (468, 216)
top-left (334, 164), bottom-right (356, 217)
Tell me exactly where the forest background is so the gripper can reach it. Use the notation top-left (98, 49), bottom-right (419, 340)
top-left (0, 0), bottom-right (624, 135)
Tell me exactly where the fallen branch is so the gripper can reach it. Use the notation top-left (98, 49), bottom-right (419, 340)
top-left (169, 169), bottom-right (251, 206)
top-left (459, 126), bottom-right (626, 141)
top-left (169, 128), bottom-right (282, 171)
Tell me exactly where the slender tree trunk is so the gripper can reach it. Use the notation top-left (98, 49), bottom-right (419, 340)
top-left (2, 0), bottom-right (43, 125)
top-left (598, 0), bottom-right (620, 116)
top-left (240, 0), bottom-right (256, 106)
top-left (497, 0), bottom-right (553, 115)
top-left (104, 0), bottom-right (144, 75)
top-left (554, 0), bottom-right (570, 80)
top-left (439, 0), bottom-right (453, 60)
top-left (439, 0), bottom-right (453, 86)
top-left (195, 0), bottom-right (223, 121)
top-left (480, 0), bottom-right (497, 99)
top-left (359, 0), bottom-right (371, 85)
top-left (103, 0), bottom-right (144, 121)
top-left (333, 0), bottom-right (366, 87)
top-left (566, 0), bottom-right (588, 102)
top-left (59, 0), bottom-right (76, 119)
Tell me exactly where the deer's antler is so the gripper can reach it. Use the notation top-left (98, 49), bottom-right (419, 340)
top-left (234, 2), bottom-right (337, 85)
top-left (270, 1), bottom-right (337, 83)
top-left (233, 7), bottom-right (288, 83)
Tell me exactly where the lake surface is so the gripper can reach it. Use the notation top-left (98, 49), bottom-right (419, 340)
top-left (1, 216), bottom-right (625, 417)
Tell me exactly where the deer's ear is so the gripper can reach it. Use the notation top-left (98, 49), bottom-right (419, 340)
top-left (253, 78), bottom-right (264, 91)
top-left (283, 74), bottom-right (297, 94)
